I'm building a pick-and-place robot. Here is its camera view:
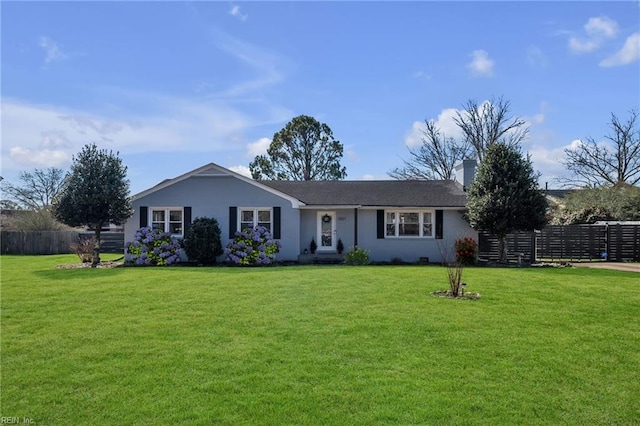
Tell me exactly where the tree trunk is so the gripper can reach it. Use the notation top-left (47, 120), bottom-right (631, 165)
top-left (498, 235), bottom-right (508, 264)
top-left (92, 224), bottom-right (102, 268)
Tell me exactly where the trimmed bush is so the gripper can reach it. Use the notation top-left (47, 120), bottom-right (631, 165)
top-left (226, 226), bottom-right (281, 266)
top-left (125, 227), bottom-right (182, 266)
top-left (344, 246), bottom-right (370, 265)
top-left (183, 217), bottom-right (223, 265)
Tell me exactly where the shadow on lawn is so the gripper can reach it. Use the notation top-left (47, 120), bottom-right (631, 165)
top-left (33, 267), bottom-right (127, 280)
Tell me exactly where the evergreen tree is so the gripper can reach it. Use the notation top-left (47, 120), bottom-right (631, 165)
top-left (466, 142), bottom-right (547, 262)
top-left (54, 144), bottom-right (133, 267)
top-left (250, 115), bottom-right (347, 181)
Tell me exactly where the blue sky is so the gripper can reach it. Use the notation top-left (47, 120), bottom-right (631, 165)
top-left (2, 1), bottom-right (639, 195)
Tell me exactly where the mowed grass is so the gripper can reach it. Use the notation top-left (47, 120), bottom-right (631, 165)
top-left (1, 255), bottom-right (639, 425)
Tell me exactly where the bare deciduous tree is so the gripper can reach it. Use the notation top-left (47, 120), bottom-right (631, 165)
top-left (561, 110), bottom-right (640, 187)
top-left (1, 167), bottom-right (66, 210)
top-left (454, 96), bottom-right (529, 160)
top-left (389, 120), bottom-right (472, 180)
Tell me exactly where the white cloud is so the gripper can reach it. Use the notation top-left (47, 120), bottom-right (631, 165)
top-left (246, 137), bottom-right (271, 157)
top-left (404, 107), bottom-right (464, 148)
top-left (531, 112), bottom-right (545, 125)
top-left (568, 16), bottom-right (619, 54)
top-left (600, 32), bottom-right (640, 67)
top-left (467, 50), bottom-right (494, 77)
top-left (584, 16), bottom-right (619, 39)
top-left (0, 94), bottom-right (286, 173)
top-left (227, 165), bottom-right (252, 177)
top-left (229, 5), bottom-right (248, 21)
top-left (412, 71), bottom-right (431, 79)
top-left (568, 37), bottom-right (599, 54)
top-left (39, 36), bottom-right (67, 63)
top-left (9, 147), bottom-right (70, 168)
top-left (404, 121), bottom-right (424, 148)
top-left (527, 138), bottom-right (582, 186)
top-left (209, 28), bottom-right (288, 98)
top-left (362, 174), bottom-right (375, 180)
top-left (524, 101), bottom-right (548, 127)
top-left (526, 45), bottom-right (548, 67)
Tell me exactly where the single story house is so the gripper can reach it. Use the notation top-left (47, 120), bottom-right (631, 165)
top-left (123, 162), bottom-right (478, 263)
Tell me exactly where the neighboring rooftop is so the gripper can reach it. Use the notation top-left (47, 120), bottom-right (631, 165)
top-left (262, 180), bottom-right (468, 207)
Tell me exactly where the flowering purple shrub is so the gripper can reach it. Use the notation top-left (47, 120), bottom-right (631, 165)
top-left (125, 226), bottom-right (183, 266)
top-left (225, 226), bottom-right (280, 266)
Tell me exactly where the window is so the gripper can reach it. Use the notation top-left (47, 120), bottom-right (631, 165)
top-left (151, 208), bottom-right (183, 236)
top-left (385, 210), bottom-right (434, 238)
top-left (239, 208), bottom-right (272, 231)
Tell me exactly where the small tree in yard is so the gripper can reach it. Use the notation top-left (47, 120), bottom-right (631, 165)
top-left (54, 143), bottom-right (133, 267)
top-left (466, 142), bottom-right (548, 263)
top-left (183, 217), bottom-right (224, 265)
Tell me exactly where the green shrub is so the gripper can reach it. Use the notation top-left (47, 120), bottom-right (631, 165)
top-left (344, 246), bottom-right (370, 265)
top-left (14, 208), bottom-right (65, 231)
top-left (183, 217), bottom-right (223, 265)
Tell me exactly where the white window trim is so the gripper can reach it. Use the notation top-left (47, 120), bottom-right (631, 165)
top-left (385, 209), bottom-right (435, 238)
top-left (149, 207), bottom-right (184, 237)
top-left (238, 207), bottom-right (273, 231)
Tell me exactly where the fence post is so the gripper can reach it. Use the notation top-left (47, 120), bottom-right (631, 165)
top-left (530, 231), bottom-right (536, 263)
top-left (605, 224), bottom-right (610, 261)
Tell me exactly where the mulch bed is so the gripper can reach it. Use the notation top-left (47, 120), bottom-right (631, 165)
top-left (55, 261), bottom-right (124, 269)
top-left (430, 290), bottom-right (481, 300)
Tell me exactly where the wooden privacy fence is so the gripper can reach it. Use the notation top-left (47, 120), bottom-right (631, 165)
top-left (1, 231), bottom-right (124, 255)
top-left (479, 224), bottom-right (640, 263)
top-left (537, 225), bottom-right (607, 261)
top-left (478, 231), bottom-right (535, 263)
top-left (608, 224), bottom-right (640, 262)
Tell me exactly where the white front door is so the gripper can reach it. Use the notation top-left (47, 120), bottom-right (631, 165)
top-left (317, 211), bottom-right (337, 252)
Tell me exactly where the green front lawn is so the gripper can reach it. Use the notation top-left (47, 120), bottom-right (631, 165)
top-left (1, 255), bottom-right (639, 425)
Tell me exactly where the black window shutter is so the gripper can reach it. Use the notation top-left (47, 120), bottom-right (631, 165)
top-left (139, 206), bottom-right (148, 228)
top-left (435, 210), bottom-right (443, 239)
top-left (229, 206), bottom-right (237, 239)
top-left (376, 210), bottom-right (385, 239)
top-left (183, 207), bottom-right (192, 236)
top-left (273, 207), bottom-right (281, 239)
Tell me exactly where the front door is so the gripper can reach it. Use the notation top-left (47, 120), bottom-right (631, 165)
top-left (317, 211), bottom-right (337, 252)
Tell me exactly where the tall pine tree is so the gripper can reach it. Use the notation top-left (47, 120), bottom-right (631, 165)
top-left (250, 115), bottom-right (347, 181)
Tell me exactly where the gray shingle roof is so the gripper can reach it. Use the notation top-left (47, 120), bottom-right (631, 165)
top-left (262, 180), bottom-right (468, 207)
